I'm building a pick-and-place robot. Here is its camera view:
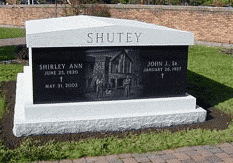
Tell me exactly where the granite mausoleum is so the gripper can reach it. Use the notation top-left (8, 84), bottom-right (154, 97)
top-left (13, 15), bottom-right (207, 137)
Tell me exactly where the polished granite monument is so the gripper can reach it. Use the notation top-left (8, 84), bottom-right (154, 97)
top-left (13, 15), bottom-right (207, 137)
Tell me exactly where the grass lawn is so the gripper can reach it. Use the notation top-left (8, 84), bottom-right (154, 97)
top-left (0, 24), bottom-right (233, 163)
top-left (0, 27), bottom-right (26, 39)
top-left (0, 45), bottom-right (20, 61)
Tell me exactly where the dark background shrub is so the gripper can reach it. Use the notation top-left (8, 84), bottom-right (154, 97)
top-left (83, 4), bottom-right (111, 17)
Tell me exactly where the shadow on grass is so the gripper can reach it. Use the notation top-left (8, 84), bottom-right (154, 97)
top-left (0, 44), bottom-right (28, 62)
top-left (187, 70), bottom-right (233, 111)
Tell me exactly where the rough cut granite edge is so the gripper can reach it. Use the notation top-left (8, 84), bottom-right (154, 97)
top-left (14, 110), bottom-right (206, 137)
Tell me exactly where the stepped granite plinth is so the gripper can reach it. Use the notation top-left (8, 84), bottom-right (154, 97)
top-left (13, 15), bottom-right (207, 137)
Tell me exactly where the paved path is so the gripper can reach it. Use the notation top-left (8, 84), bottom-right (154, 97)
top-left (28, 142), bottom-right (233, 163)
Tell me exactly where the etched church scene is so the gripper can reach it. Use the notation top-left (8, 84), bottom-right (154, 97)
top-left (83, 48), bottom-right (143, 100)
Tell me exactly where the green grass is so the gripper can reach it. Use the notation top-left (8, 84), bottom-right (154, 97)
top-left (0, 27), bottom-right (26, 39)
top-left (0, 42), bottom-right (233, 163)
top-left (0, 45), bottom-right (20, 61)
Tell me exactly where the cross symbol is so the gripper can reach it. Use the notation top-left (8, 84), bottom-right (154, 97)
top-left (161, 73), bottom-right (164, 78)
